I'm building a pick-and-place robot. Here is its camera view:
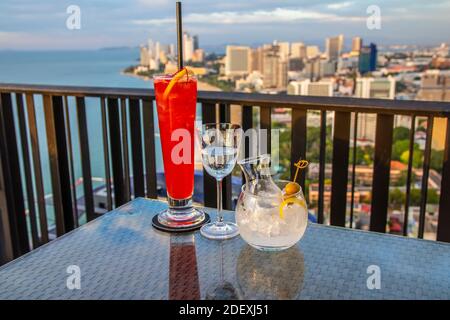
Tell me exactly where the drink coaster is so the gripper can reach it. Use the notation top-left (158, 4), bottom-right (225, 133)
top-left (152, 213), bottom-right (211, 233)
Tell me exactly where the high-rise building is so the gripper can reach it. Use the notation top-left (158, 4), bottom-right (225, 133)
top-left (148, 39), bottom-right (154, 53)
top-left (416, 70), bottom-right (450, 151)
top-left (287, 79), bottom-right (333, 96)
top-left (262, 45), bottom-right (279, 88)
top-left (154, 41), bottom-right (160, 67)
top-left (352, 37), bottom-right (362, 52)
top-left (338, 53), bottom-right (359, 72)
top-left (159, 50), bottom-right (168, 65)
top-left (304, 58), bottom-right (321, 81)
top-left (288, 57), bottom-right (304, 71)
top-left (306, 46), bottom-right (320, 59)
top-left (417, 70), bottom-right (450, 101)
top-left (251, 47), bottom-right (264, 73)
top-left (320, 60), bottom-right (337, 77)
top-left (359, 43), bottom-right (377, 74)
top-left (277, 60), bottom-right (288, 89)
top-left (355, 77), bottom-right (396, 99)
top-left (325, 34), bottom-right (344, 61)
top-left (140, 46), bottom-right (150, 67)
top-left (183, 32), bottom-right (194, 62)
top-left (277, 41), bottom-right (290, 60)
top-left (169, 44), bottom-right (175, 56)
top-left (262, 44), bottom-right (287, 89)
top-left (193, 35), bottom-right (199, 51)
top-left (192, 49), bottom-right (205, 63)
top-left (140, 39), bottom-right (161, 70)
top-left (436, 43), bottom-right (449, 57)
top-left (291, 42), bottom-right (306, 59)
top-left (225, 45), bottom-right (251, 77)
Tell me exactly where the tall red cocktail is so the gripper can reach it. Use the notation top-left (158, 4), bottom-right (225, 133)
top-left (154, 71), bottom-right (205, 229)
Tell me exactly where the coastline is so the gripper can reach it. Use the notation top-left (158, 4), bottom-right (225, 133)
top-left (121, 70), bottom-right (222, 92)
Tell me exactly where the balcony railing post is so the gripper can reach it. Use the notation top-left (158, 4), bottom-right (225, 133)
top-left (76, 97), bottom-right (95, 221)
top-left (437, 116), bottom-right (450, 242)
top-left (330, 111), bottom-right (351, 226)
top-left (26, 94), bottom-right (49, 243)
top-left (129, 98), bottom-right (145, 198)
top-left (120, 98), bottom-right (131, 202)
top-left (100, 98), bottom-right (113, 210)
top-left (291, 108), bottom-right (307, 191)
top-left (0, 93), bottom-right (30, 261)
top-left (43, 95), bottom-right (75, 235)
top-left (317, 110), bottom-right (327, 224)
top-left (0, 152), bottom-right (14, 265)
top-left (370, 114), bottom-right (394, 233)
top-left (107, 97), bottom-right (126, 207)
top-left (16, 93), bottom-right (40, 247)
top-left (142, 98), bottom-right (157, 199)
top-left (418, 116), bottom-right (433, 238)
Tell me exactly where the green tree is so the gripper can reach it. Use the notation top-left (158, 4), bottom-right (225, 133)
top-left (430, 150), bottom-right (444, 173)
top-left (410, 189), bottom-right (422, 207)
top-left (392, 140), bottom-right (410, 161)
top-left (393, 127), bottom-right (410, 141)
top-left (306, 125), bottom-right (333, 163)
top-left (350, 145), bottom-right (374, 165)
top-left (389, 188), bottom-right (405, 209)
top-left (428, 189), bottom-right (439, 204)
top-left (400, 149), bottom-right (423, 168)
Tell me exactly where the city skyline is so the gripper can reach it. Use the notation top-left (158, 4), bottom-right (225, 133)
top-left (1, 0), bottom-right (450, 50)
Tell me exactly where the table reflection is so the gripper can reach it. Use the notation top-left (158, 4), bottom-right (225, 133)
top-left (236, 245), bottom-right (305, 299)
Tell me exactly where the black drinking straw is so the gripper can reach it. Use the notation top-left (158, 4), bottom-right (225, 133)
top-left (176, 1), bottom-right (184, 70)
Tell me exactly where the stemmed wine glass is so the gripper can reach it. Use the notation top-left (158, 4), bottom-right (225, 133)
top-left (197, 123), bottom-right (242, 240)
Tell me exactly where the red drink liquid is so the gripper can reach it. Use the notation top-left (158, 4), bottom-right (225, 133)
top-left (154, 74), bottom-right (197, 200)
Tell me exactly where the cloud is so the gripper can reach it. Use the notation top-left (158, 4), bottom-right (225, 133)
top-left (133, 7), bottom-right (364, 26)
top-left (136, 0), bottom-right (171, 7)
top-left (0, 31), bottom-right (134, 50)
top-left (327, 2), bottom-right (354, 10)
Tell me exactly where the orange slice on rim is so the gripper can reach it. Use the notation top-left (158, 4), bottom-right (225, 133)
top-left (163, 68), bottom-right (189, 100)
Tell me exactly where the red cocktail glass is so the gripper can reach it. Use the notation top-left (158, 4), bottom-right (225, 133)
top-left (153, 71), bottom-right (205, 229)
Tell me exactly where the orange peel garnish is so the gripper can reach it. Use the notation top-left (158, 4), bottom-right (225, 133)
top-left (279, 197), bottom-right (306, 219)
top-left (163, 68), bottom-right (189, 100)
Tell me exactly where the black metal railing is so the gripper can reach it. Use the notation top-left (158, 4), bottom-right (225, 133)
top-left (0, 83), bottom-right (450, 265)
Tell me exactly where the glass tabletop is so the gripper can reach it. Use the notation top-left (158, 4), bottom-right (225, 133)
top-left (0, 198), bottom-right (449, 300)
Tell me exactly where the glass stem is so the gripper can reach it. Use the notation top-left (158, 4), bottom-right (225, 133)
top-left (216, 179), bottom-right (223, 223)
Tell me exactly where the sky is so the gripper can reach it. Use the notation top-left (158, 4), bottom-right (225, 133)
top-left (0, 0), bottom-right (450, 51)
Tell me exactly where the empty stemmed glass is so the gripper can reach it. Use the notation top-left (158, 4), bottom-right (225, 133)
top-left (197, 123), bottom-right (242, 240)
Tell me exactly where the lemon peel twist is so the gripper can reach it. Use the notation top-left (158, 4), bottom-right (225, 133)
top-left (162, 68), bottom-right (190, 100)
top-left (279, 197), bottom-right (307, 219)
top-left (279, 158), bottom-right (309, 219)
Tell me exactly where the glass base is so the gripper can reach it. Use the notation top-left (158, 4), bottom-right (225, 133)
top-left (205, 281), bottom-right (241, 300)
top-left (200, 221), bottom-right (239, 240)
top-left (157, 195), bottom-right (206, 229)
top-left (247, 243), bottom-right (295, 252)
